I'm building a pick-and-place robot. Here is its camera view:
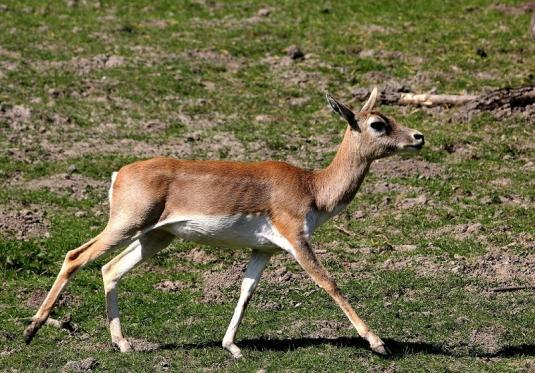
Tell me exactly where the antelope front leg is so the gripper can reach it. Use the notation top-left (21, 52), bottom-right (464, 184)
top-left (222, 250), bottom-right (272, 358)
top-left (291, 239), bottom-right (388, 355)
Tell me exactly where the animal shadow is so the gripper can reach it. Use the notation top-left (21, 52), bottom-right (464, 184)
top-left (160, 336), bottom-right (535, 358)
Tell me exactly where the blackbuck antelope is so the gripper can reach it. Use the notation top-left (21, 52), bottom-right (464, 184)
top-left (24, 88), bottom-right (424, 357)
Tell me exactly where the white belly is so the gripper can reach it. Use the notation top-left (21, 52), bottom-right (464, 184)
top-left (160, 214), bottom-right (283, 250)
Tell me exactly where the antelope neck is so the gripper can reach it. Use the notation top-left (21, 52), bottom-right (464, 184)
top-left (312, 127), bottom-right (372, 212)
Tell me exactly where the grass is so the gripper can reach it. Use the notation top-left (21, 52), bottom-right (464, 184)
top-left (1, 0), bottom-right (534, 371)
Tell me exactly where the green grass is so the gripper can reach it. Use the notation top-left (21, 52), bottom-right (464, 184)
top-left (1, 0), bottom-right (534, 371)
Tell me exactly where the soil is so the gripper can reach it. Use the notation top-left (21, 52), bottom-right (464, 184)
top-left (36, 133), bottom-right (247, 162)
top-left (383, 245), bottom-right (535, 287)
top-left (463, 249), bottom-right (535, 286)
top-left (180, 248), bottom-right (218, 264)
top-left (383, 255), bottom-right (449, 277)
top-left (434, 223), bottom-right (484, 241)
top-left (469, 325), bottom-right (506, 354)
top-left (309, 319), bottom-right (351, 338)
top-left (23, 173), bottom-right (107, 200)
top-left (129, 338), bottom-right (160, 352)
top-left (0, 203), bottom-right (50, 240)
top-left (181, 48), bottom-right (245, 73)
top-left (262, 262), bottom-right (310, 286)
top-left (441, 141), bottom-right (477, 161)
top-left (261, 53), bottom-right (329, 91)
top-left (37, 54), bottom-right (125, 75)
top-left (396, 194), bottom-right (430, 209)
top-left (23, 288), bottom-right (79, 309)
top-left (61, 357), bottom-right (97, 372)
top-left (154, 280), bottom-right (187, 293)
top-left (285, 319), bottom-right (350, 339)
top-left (201, 262), bottom-right (245, 303)
top-left (371, 157), bottom-right (444, 179)
top-left (493, 2), bottom-right (535, 16)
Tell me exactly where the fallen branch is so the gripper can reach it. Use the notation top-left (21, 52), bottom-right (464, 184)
top-left (397, 93), bottom-right (478, 106)
top-left (11, 315), bottom-right (77, 334)
top-left (489, 285), bottom-right (535, 293)
top-left (352, 85), bottom-right (535, 111)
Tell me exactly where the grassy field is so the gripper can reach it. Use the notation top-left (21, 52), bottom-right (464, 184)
top-left (1, 0), bottom-right (534, 371)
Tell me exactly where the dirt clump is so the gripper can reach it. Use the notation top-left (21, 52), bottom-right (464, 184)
top-left (180, 248), bottom-right (218, 264)
top-left (469, 325), bottom-right (505, 354)
top-left (201, 262), bottom-right (245, 303)
top-left (130, 338), bottom-right (160, 352)
top-left (263, 265), bottom-right (309, 285)
top-left (154, 280), bottom-right (187, 293)
top-left (23, 288), bottom-right (79, 309)
top-left (39, 54), bottom-right (125, 75)
top-left (261, 53), bottom-right (329, 91)
top-left (493, 3), bottom-right (535, 16)
top-left (24, 173), bottom-right (107, 200)
top-left (1, 104), bottom-right (31, 130)
top-left (397, 194), bottom-right (430, 208)
top-left (182, 49), bottom-right (245, 73)
top-left (61, 357), bottom-right (97, 372)
top-left (39, 132), bottom-right (246, 162)
top-left (310, 319), bottom-right (351, 338)
top-left (435, 223), bottom-right (484, 241)
top-left (463, 249), bottom-right (535, 286)
top-left (285, 45), bottom-right (305, 60)
top-left (362, 180), bottom-right (421, 194)
top-left (442, 141), bottom-right (477, 161)
top-left (383, 255), bottom-right (450, 277)
top-left (0, 203), bottom-right (50, 240)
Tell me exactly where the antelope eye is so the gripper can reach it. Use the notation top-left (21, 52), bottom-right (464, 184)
top-left (370, 121), bottom-right (386, 132)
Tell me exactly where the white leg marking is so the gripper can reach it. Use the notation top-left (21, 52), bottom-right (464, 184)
top-left (222, 250), bottom-right (272, 358)
top-left (102, 230), bottom-right (173, 352)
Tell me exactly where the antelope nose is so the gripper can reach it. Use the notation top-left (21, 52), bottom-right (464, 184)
top-left (413, 133), bottom-right (424, 143)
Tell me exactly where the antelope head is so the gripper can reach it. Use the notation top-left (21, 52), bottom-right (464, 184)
top-left (326, 87), bottom-right (425, 160)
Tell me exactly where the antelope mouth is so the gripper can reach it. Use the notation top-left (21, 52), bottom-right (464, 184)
top-left (403, 143), bottom-right (424, 152)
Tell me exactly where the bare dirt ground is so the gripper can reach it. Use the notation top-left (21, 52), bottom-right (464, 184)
top-left (0, 202), bottom-right (50, 241)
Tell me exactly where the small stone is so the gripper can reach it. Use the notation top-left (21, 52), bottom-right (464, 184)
top-left (257, 8), bottom-right (271, 17)
top-left (476, 48), bottom-right (487, 58)
top-left (352, 210), bottom-right (366, 219)
top-left (67, 164), bottom-right (77, 174)
top-left (255, 114), bottom-right (273, 123)
top-left (74, 211), bottom-right (86, 218)
top-left (466, 223), bottom-right (482, 234)
top-left (104, 55), bottom-right (124, 68)
top-left (285, 45), bottom-right (304, 60)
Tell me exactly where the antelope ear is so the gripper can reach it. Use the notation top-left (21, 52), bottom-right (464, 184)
top-left (360, 86), bottom-right (379, 112)
top-left (325, 93), bottom-right (359, 131)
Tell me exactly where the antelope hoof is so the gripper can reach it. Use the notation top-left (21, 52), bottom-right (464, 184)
top-left (368, 333), bottom-right (389, 356)
top-left (223, 342), bottom-right (243, 359)
top-left (23, 320), bottom-right (41, 344)
top-left (371, 342), bottom-right (390, 356)
top-left (113, 338), bottom-right (133, 353)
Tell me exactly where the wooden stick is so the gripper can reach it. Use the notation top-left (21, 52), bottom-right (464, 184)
top-left (398, 93), bottom-right (478, 106)
top-left (12, 316), bottom-right (76, 333)
top-left (335, 224), bottom-right (354, 237)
